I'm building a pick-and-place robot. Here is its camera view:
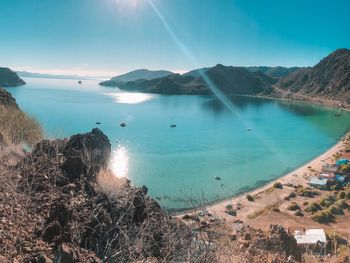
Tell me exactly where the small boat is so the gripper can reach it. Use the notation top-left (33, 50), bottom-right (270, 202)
top-left (170, 124), bottom-right (176, 128)
top-left (120, 122), bottom-right (127, 127)
top-left (214, 176), bottom-right (221, 181)
top-left (334, 113), bottom-right (342, 117)
top-left (96, 122), bottom-right (101, 125)
top-left (78, 80), bottom-right (82, 84)
top-left (247, 128), bottom-right (252, 131)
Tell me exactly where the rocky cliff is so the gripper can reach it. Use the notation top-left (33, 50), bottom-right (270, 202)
top-left (0, 67), bottom-right (26, 87)
top-left (274, 48), bottom-right (350, 105)
top-left (0, 88), bottom-right (19, 108)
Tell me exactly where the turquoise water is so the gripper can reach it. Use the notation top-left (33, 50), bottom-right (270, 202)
top-left (6, 78), bottom-right (350, 209)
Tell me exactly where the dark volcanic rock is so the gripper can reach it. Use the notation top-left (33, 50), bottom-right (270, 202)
top-left (0, 67), bottom-right (26, 87)
top-left (0, 87), bottom-right (19, 108)
top-left (63, 128), bottom-right (110, 168)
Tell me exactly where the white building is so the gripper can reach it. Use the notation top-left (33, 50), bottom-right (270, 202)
top-left (294, 229), bottom-right (327, 245)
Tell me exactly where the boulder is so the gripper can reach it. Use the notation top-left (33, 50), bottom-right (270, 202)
top-left (62, 129), bottom-right (111, 180)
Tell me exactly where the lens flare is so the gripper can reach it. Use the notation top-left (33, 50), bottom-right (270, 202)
top-left (147, 0), bottom-right (288, 165)
top-left (110, 146), bottom-right (129, 178)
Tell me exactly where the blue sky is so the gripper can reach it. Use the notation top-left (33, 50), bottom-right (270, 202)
top-left (0, 0), bottom-right (349, 77)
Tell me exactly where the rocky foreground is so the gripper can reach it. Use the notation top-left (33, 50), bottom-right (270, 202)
top-left (0, 126), bottom-right (317, 262)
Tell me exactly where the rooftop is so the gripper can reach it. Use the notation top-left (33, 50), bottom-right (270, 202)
top-left (294, 229), bottom-right (327, 245)
top-left (309, 177), bottom-right (328, 186)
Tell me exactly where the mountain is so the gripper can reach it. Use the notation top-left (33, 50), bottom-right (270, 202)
top-left (246, 66), bottom-right (300, 78)
top-left (0, 67), bottom-right (26, 87)
top-left (182, 67), bottom-right (210, 78)
top-left (183, 66), bottom-right (299, 79)
top-left (100, 69), bottom-right (174, 86)
top-left (112, 64), bottom-right (277, 95)
top-left (274, 48), bottom-right (350, 105)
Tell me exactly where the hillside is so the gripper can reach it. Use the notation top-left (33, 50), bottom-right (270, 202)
top-left (0, 67), bottom-right (26, 87)
top-left (273, 48), bottom-right (350, 105)
top-left (183, 66), bottom-right (299, 79)
top-left (108, 64), bottom-right (277, 95)
top-left (100, 69), bottom-right (174, 86)
top-left (246, 66), bottom-right (300, 78)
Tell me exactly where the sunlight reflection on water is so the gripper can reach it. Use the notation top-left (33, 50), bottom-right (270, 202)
top-left (105, 92), bottom-right (155, 104)
top-left (109, 146), bottom-right (129, 178)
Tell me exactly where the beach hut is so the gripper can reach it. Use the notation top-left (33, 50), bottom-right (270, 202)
top-left (293, 228), bottom-right (327, 253)
top-left (322, 164), bottom-right (339, 173)
top-left (309, 177), bottom-right (329, 190)
top-left (318, 173), bottom-right (335, 180)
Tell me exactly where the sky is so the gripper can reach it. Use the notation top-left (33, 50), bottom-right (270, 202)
top-left (0, 0), bottom-right (349, 77)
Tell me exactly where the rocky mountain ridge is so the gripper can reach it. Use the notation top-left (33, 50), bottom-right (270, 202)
top-left (273, 48), bottom-right (350, 105)
top-left (101, 64), bottom-right (277, 96)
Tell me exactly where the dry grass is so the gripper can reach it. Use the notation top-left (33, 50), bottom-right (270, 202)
top-left (247, 201), bottom-right (282, 220)
top-left (0, 105), bottom-right (43, 146)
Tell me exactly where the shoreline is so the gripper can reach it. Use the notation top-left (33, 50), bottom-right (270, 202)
top-left (172, 96), bottom-right (350, 217)
top-left (174, 127), bottom-right (349, 219)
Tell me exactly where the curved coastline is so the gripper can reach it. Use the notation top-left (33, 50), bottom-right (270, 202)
top-left (172, 98), bottom-right (350, 216)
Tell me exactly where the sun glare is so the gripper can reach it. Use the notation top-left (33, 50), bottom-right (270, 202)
top-left (113, 0), bottom-right (142, 12)
top-left (110, 146), bottom-right (129, 178)
top-left (105, 92), bottom-right (155, 104)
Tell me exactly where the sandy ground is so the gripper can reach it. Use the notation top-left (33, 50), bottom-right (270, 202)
top-left (179, 131), bottom-right (350, 235)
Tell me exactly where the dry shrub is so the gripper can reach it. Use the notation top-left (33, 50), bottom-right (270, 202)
top-left (0, 105), bottom-right (43, 146)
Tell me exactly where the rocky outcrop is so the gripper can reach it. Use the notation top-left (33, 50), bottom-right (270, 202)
top-left (0, 88), bottom-right (19, 108)
top-left (62, 128), bottom-right (110, 181)
top-left (0, 67), bottom-right (26, 87)
top-left (2, 128), bottom-right (191, 262)
top-left (274, 48), bottom-right (350, 105)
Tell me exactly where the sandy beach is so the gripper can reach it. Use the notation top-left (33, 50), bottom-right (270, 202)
top-left (179, 128), bottom-right (350, 235)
